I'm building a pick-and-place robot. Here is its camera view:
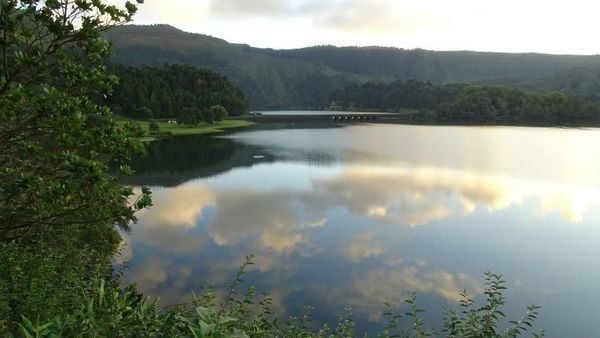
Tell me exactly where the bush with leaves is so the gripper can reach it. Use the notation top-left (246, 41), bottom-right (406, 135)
top-left (382, 272), bottom-right (544, 338)
top-left (0, 0), bottom-right (150, 240)
top-left (210, 105), bottom-right (229, 122)
top-left (149, 120), bottom-right (161, 134)
top-left (0, 0), bottom-right (151, 331)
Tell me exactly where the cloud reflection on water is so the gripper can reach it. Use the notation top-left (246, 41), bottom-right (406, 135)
top-left (348, 266), bottom-right (480, 320)
top-left (300, 257), bottom-right (481, 321)
top-left (342, 231), bottom-right (388, 262)
top-left (209, 190), bottom-right (326, 253)
top-left (129, 163), bottom-right (598, 260)
top-left (124, 161), bottom-right (600, 323)
top-left (142, 186), bottom-right (215, 228)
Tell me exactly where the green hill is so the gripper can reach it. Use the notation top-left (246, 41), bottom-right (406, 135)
top-left (106, 24), bottom-right (600, 109)
top-left (105, 25), bottom-right (361, 109)
top-left (107, 64), bottom-right (248, 119)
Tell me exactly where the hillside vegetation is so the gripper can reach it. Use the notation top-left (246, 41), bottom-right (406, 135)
top-left (331, 80), bottom-right (600, 125)
top-left (106, 24), bottom-right (600, 109)
top-left (108, 64), bottom-right (248, 119)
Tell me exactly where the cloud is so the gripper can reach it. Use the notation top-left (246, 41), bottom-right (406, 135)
top-left (130, 164), bottom-right (594, 262)
top-left (342, 231), bottom-right (388, 262)
top-left (141, 186), bottom-right (215, 228)
top-left (208, 0), bottom-right (289, 17)
top-left (537, 192), bottom-right (588, 223)
top-left (312, 166), bottom-right (600, 225)
top-left (199, 0), bottom-right (498, 36)
top-left (351, 267), bottom-right (479, 306)
top-left (208, 189), bottom-right (325, 253)
top-left (116, 0), bottom-right (600, 53)
top-left (314, 263), bottom-right (480, 321)
top-left (124, 258), bottom-right (169, 290)
top-left (121, 162), bottom-right (600, 315)
top-left (133, 225), bottom-right (207, 254)
top-left (309, 167), bottom-right (523, 226)
top-left (458, 178), bottom-right (516, 212)
top-left (132, 0), bottom-right (210, 25)
top-left (312, 0), bottom-right (422, 33)
top-left (144, 165), bottom-right (593, 259)
top-left (121, 256), bottom-right (199, 306)
top-left (203, 0), bottom-right (470, 34)
top-left (130, 186), bottom-right (214, 254)
top-left (253, 254), bottom-right (297, 274)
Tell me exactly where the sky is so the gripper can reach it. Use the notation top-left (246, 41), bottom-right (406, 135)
top-left (126, 0), bottom-right (600, 55)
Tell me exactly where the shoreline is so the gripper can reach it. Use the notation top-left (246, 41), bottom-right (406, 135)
top-left (117, 117), bottom-right (255, 141)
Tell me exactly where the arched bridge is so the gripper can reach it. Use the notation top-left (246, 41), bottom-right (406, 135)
top-left (240, 112), bottom-right (411, 123)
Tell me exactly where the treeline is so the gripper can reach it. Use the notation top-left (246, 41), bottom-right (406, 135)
top-left (330, 80), bottom-right (600, 124)
top-left (107, 64), bottom-right (248, 120)
top-left (330, 80), bottom-right (466, 111)
top-left (436, 86), bottom-right (600, 123)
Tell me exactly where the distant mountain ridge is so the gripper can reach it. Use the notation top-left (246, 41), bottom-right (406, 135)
top-left (106, 24), bottom-right (600, 109)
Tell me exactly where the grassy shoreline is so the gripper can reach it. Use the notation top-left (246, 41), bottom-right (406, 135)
top-left (116, 117), bottom-right (254, 140)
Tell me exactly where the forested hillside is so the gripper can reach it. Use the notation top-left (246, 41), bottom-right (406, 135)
top-left (107, 64), bottom-right (248, 119)
top-left (331, 80), bottom-right (600, 124)
top-left (105, 25), bottom-right (360, 109)
top-left (106, 25), bottom-right (600, 109)
top-left (330, 80), bottom-right (467, 111)
top-left (435, 86), bottom-right (600, 123)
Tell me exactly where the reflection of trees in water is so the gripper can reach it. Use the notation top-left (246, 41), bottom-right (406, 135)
top-left (125, 129), bottom-right (343, 187)
top-left (124, 135), bottom-right (273, 187)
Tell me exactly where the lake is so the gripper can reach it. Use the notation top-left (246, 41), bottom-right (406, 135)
top-left (120, 121), bottom-right (600, 337)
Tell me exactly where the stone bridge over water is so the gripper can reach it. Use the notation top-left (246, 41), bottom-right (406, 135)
top-left (239, 112), bottom-right (413, 123)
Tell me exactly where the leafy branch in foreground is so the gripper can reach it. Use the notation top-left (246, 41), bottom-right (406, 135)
top-left (0, 0), bottom-right (150, 241)
top-left (382, 272), bottom-right (544, 338)
top-left (0, 0), bottom-right (153, 332)
top-left (17, 261), bottom-right (543, 337)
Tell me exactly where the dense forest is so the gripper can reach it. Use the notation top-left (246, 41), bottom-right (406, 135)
top-left (106, 24), bottom-right (600, 109)
top-left (330, 80), bottom-right (600, 124)
top-left (436, 86), bottom-right (600, 123)
top-left (329, 80), bottom-right (467, 111)
top-left (107, 64), bottom-right (248, 120)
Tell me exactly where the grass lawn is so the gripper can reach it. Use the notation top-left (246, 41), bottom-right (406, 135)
top-left (115, 116), bottom-right (254, 138)
top-left (153, 119), bottom-right (253, 135)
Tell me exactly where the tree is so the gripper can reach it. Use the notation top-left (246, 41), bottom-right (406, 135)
top-left (178, 107), bottom-right (198, 125)
top-left (107, 64), bottom-right (249, 118)
top-left (210, 104), bottom-right (228, 122)
top-left (0, 0), bottom-right (150, 239)
top-left (0, 0), bottom-right (153, 330)
top-left (201, 108), bottom-right (215, 124)
top-left (149, 120), bottom-right (160, 134)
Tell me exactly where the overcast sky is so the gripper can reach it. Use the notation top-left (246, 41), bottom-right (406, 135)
top-left (127, 0), bottom-right (600, 55)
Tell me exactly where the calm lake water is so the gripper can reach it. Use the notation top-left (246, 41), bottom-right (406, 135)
top-left (121, 122), bottom-right (600, 337)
